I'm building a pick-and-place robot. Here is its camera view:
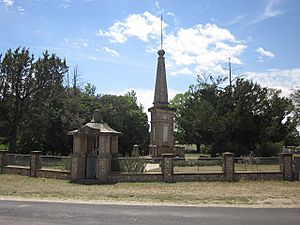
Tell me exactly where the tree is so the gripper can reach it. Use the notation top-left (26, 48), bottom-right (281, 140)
top-left (0, 47), bottom-right (68, 153)
top-left (219, 80), bottom-right (295, 156)
top-left (171, 79), bottom-right (225, 153)
top-left (71, 86), bottom-right (150, 156)
top-left (0, 48), bottom-right (34, 152)
top-left (0, 47), bottom-right (148, 155)
top-left (172, 77), bottom-right (296, 156)
top-left (97, 92), bottom-right (149, 156)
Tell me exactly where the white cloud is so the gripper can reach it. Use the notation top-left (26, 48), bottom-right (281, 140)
top-left (258, 48), bottom-right (274, 58)
top-left (246, 68), bottom-right (300, 97)
top-left (103, 47), bottom-right (119, 57)
top-left (113, 88), bottom-right (180, 120)
top-left (226, 14), bottom-right (247, 25)
top-left (60, 0), bottom-right (72, 9)
top-left (97, 11), bottom-right (166, 43)
top-left (249, 0), bottom-right (287, 25)
top-left (256, 47), bottom-right (275, 59)
top-left (64, 38), bottom-right (89, 48)
top-left (264, 0), bottom-right (284, 18)
top-left (164, 23), bottom-right (246, 76)
top-left (155, 1), bottom-right (160, 10)
top-left (154, 1), bottom-right (164, 14)
top-left (2, 0), bottom-right (14, 7)
top-left (170, 67), bottom-right (194, 76)
top-left (167, 12), bottom-right (174, 16)
top-left (98, 12), bottom-right (247, 77)
top-left (17, 6), bottom-right (25, 15)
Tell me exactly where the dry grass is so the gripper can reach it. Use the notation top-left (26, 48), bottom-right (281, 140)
top-left (0, 174), bottom-right (299, 207)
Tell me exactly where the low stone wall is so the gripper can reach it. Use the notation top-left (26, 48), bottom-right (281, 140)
top-left (1, 151), bottom-right (297, 183)
top-left (3, 166), bottom-right (30, 176)
top-left (109, 172), bottom-right (163, 182)
top-left (2, 166), bottom-right (70, 180)
top-left (0, 151), bottom-right (71, 180)
top-left (108, 171), bottom-right (283, 183)
top-left (235, 172), bottom-right (283, 180)
top-left (174, 173), bottom-right (224, 182)
top-left (37, 169), bottom-right (71, 180)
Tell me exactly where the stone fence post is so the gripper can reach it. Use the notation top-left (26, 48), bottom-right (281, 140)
top-left (294, 157), bottom-right (300, 181)
top-left (222, 152), bottom-right (235, 182)
top-left (281, 153), bottom-right (293, 181)
top-left (0, 150), bottom-right (8, 174)
top-left (30, 151), bottom-right (41, 177)
top-left (132, 144), bottom-right (140, 157)
top-left (149, 145), bottom-right (158, 157)
top-left (97, 154), bottom-right (111, 183)
top-left (174, 145), bottom-right (185, 157)
top-left (71, 154), bottom-right (86, 181)
top-left (162, 153), bottom-right (174, 183)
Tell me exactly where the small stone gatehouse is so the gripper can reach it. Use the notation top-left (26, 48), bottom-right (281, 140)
top-left (69, 110), bottom-right (121, 181)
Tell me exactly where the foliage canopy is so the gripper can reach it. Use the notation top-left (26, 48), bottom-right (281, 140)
top-left (171, 76), bottom-right (297, 156)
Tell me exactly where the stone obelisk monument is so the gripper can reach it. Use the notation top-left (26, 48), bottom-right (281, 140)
top-left (148, 16), bottom-right (176, 157)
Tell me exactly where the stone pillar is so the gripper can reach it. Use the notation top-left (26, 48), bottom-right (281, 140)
top-left (97, 154), bottom-right (111, 183)
top-left (0, 150), bottom-right (8, 174)
top-left (71, 134), bottom-right (87, 181)
top-left (223, 152), bottom-right (235, 182)
top-left (71, 154), bottom-right (86, 180)
top-left (132, 144), bottom-right (140, 157)
top-left (162, 153), bottom-right (174, 183)
top-left (294, 157), bottom-right (300, 181)
top-left (174, 145), bottom-right (185, 157)
top-left (30, 151), bottom-right (41, 177)
top-left (149, 145), bottom-right (158, 157)
top-left (281, 153), bottom-right (293, 181)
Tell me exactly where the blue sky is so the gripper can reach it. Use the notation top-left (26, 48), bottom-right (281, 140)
top-left (1, 0), bottom-right (300, 112)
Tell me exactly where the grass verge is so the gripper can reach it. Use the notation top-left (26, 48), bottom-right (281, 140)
top-left (0, 174), bottom-right (299, 207)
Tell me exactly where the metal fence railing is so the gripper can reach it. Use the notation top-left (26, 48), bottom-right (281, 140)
top-left (234, 157), bottom-right (280, 172)
top-left (5, 154), bottom-right (31, 167)
top-left (174, 157), bottom-right (223, 174)
top-left (41, 155), bottom-right (72, 171)
top-left (111, 157), bottom-right (162, 174)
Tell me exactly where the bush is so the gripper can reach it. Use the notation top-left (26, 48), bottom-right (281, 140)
top-left (118, 158), bottom-right (146, 173)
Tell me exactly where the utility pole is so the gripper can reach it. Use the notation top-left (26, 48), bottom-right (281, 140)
top-left (160, 15), bottom-right (163, 50)
top-left (228, 57), bottom-right (232, 87)
top-left (225, 56), bottom-right (243, 88)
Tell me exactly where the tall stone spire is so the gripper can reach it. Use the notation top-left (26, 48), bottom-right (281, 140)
top-left (153, 49), bottom-right (168, 107)
top-left (148, 15), bottom-right (176, 157)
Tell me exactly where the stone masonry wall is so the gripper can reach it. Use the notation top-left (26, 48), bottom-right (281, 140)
top-left (174, 173), bottom-right (224, 182)
top-left (235, 172), bottom-right (283, 181)
top-left (109, 173), bottom-right (163, 183)
top-left (37, 169), bottom-right (71, 180)
top-left (3, 166), bottom-right (30, 176)
top-left (0, 151), bottom-right (296, 183)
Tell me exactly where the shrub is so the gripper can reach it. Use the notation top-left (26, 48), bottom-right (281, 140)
top-left (118, 158), bottom-right (146, 173)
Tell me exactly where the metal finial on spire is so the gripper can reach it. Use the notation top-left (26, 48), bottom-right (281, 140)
top-left (160, 15), bottom-right (163, 50)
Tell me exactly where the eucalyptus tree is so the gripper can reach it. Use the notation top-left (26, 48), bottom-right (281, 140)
top-left (0, 47), bottom-right (68, 153)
